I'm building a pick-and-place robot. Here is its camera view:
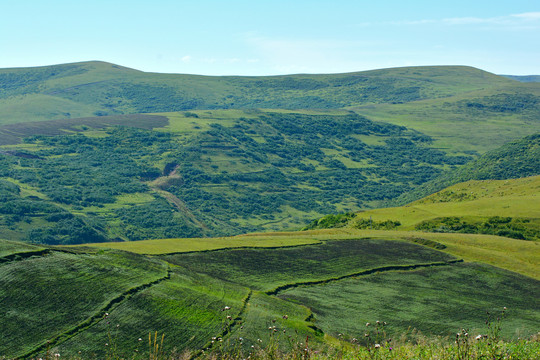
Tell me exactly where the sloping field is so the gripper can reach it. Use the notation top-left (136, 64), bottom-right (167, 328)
top-left (85, 228), bottom-right (539, 280)
top-left (2, 232), bottom-right (538, 359)
top-left (353, 176), bottom-right (540, 227)
top-left (0, 238), bottom-right (45, 258)
top-left (85, 235), bottom-right (323, 255)
top-left (279, 262), bottom-right (540, 339)
top-left (56, 268), bottom-right (250, 358)
top-left (160, 239), bottom-right (457, 291)
top-left (0, 248), bottom-right (168, 358)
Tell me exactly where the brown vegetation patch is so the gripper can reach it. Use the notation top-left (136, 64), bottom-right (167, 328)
top-left (0, 114), bottom-right (169, 145)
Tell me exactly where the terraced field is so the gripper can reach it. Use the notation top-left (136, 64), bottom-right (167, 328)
top-left (1, 233), bottom-right (539, 358)
top-left (279, 262), bottom-right (540, 339)
top-left (160, 239), bottom-right (457, 291)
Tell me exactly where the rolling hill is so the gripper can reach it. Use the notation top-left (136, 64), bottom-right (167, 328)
top-left (0, 109), bottom-right (475, 244)
top-left (1, 230), bottom-right (538, 358)
top-left (393, 132), bottom-right (540, 205)
top-left (0, 61), bottom-right (521, 125)
top-left (1, 62), bottom-right (540, 244)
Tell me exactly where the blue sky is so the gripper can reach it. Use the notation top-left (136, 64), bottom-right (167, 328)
top-left (1, 0), bottom-right (539, 75)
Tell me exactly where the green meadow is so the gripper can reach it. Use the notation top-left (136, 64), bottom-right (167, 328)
top-left (2, 233), bottom-right (538, 359)
top-left (0, 62), bottom-right (539, 359)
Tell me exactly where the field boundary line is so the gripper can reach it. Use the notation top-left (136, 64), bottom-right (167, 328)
top-left (19, 266), bottom-right (172, 359)
top-left (151, 240), bottom-right (325, 256)
top-left (265, 259), bottom-right (464, 296)
top-left (0, 248), bottom-right (51, 264)
top-left (192, 289), bottom-right (253, 359)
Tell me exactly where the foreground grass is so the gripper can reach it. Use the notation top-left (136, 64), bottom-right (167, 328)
top-left (280, 262), bottom-right (540, 339)
top-left (33, 330), bottom-right (540, 360)
top-left (0, 249), bottom-right (168, 358)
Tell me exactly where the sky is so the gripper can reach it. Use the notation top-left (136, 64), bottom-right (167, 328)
top-left (1, 0), bottom-right (539, 76)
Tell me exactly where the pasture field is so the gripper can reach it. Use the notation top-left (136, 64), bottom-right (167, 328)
top-left (279, 262), bottom-right (540, 339)
top-left (1, 231), bottom-right (539, 359)
top-left (55, 268), bottom-right (250, 358)
top-left (351, 176), bottom-right (540, 230)
top-left (352, 84), bottom-right (540, 156)
top-left (84, 228), bottom-right (539, 280)
top-left (84, 236), bottom-right (323, 254)
top-left (160, 239), bottom-right (457, 291)
top-left (0, 249), bottom-right (168, 358)
top-left (0, 238), bottom-right (45, 257)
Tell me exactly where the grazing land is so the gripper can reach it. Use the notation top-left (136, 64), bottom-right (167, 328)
top-left (279, 262), bottom-right (540, 339)
top-left (160, 239), bottom-right (457, 291)
top-left (2, 234), bottom-right (538, 359)
top-left (0, 62), bottom-right (539, 359)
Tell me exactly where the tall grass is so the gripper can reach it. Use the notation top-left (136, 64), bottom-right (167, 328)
top-left (34, 308), bottom-right (539, 359)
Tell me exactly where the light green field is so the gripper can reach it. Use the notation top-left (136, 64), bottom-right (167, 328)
top-left (352, 84), bottom-right (540, 156)
top-left (82, 235), bottom-right (323, 254)
top-left (351, 176), bottom-right (540, 228)
top-left (80, 227), bottom-right (539, 280)
top-left (0, 238), bottom-right (45, 258)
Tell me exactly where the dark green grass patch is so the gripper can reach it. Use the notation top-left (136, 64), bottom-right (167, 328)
top-left (227, 292), bottom-right (320, 351)
top-left (161, 239), bottom-right (457, 291)
top-left (0, 249), bottom-right (167, 358)
top-left (55, 267), bottom-right (250, 358)
top-left (279, 262), bottom-right (540, 340)
top-left (0, 238), bottom-right (45, 258)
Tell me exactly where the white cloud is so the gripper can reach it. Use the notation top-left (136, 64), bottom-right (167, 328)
top-left (180, 55), bottom-right (192, 63)
top-left (369, 12), bottom-right (540, 28)
top-left (511, 12), bottom-right (540, 21)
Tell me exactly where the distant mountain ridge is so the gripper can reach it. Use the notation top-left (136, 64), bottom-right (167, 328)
top-left (502, 75), bottom-right (540, 82)
top-left (0, 61), bottom-right (519, 125)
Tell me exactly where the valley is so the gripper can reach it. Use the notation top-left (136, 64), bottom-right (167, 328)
top-left (0, 62), bottom-right (539, 359)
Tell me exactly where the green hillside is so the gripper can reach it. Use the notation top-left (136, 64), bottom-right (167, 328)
top-left (1, 109), bottom-right (480, 244)
top-left (393, 132), bottom-right (540, 205)
top-left (1, 113), bottom-right (539, 244)
top-left (304, 134), bottom-right (540, 240)
top-left (0, 61), bottom-right (526, 125)
top-left (1, 235), bottom-right (538, 359)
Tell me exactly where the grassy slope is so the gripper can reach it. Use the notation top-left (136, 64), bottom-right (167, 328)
top-left (0, 238), bottom-right (45, 257)
top-left (160, 239), bottom-right (457, 291)
top-left (0, 109), bottom-right (476, 242)
top-left (85, 229), bottom-right (540, 281)
top-left (2, 229), bottom-right (538, 358)
top-left (1, 64), bottom-right (539, 242)
top-left (56, 267), bottom-right (250, 358)
top-left (351, 175), bottom-right (540, 229)
top-left (393, 133), bottom-right (540, 205)
top-left (280, 262), bottom-right (539, 339)
top-left (2, 62), bottom-right (539, 157)
top-left (352, 82), bottom-right (540, 156)
top-left (0, 62), bottom-right (530, 125)
top-left (0, 248), bottom-right (168, 357)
